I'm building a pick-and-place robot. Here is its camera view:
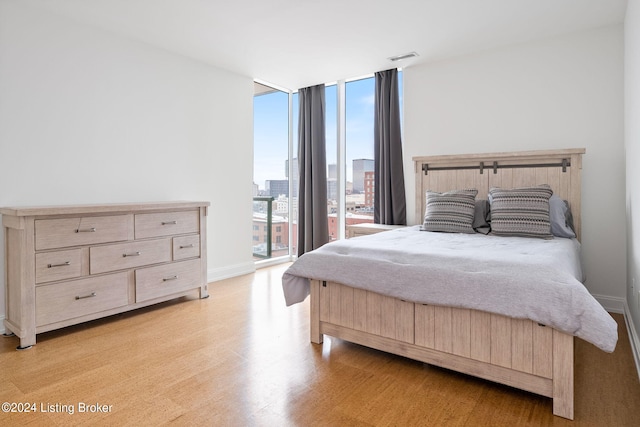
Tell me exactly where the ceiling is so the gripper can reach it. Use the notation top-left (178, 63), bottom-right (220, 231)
top-left (25, 0), bottom-right (628, 90)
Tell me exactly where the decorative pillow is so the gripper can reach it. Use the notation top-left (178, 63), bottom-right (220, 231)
top-left (488, 184), bottom-right (553, 238)
top-left (473, 199), bottom-right (491, 235)
top-left (549, 195), bottom-right (576, 238)
top-left (423, 189), bottom-right (478, 234)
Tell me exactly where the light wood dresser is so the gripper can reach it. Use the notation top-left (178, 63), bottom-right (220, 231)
top-left (0, 201), bottom-right (210, 349)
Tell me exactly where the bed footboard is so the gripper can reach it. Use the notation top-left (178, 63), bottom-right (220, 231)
top-left (310, 280), bottom-right (574, 420)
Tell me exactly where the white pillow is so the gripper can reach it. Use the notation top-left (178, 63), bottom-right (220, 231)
top-left (549, 195), bottom-right (576, 238)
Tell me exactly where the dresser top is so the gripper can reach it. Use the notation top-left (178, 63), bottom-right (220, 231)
top-left (0, 201), bottom-right (210, 217)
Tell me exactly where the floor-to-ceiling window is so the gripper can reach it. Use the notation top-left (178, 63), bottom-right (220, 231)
top-left (253, 83), bottom-right (294, 261)
top-left (342, 72), bottom-right (403, 237)
top-left (345, 76), bottom-right (376, 233)
top-left (253, 71), bottom-right (402, 264)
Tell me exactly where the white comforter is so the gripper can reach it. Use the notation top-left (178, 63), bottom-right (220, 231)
top-left (282, 226), bottom-right (618, 352)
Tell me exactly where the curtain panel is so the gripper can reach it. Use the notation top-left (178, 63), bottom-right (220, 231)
top-left (374, 68), bottom-right (407, 225)
top-left (297, 84), bottom-right (329, 256)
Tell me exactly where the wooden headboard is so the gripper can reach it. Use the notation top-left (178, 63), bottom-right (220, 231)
top-left (413, 148), bottom-right (586, 240)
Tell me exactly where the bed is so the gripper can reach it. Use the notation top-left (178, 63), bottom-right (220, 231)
top-left (282, 148), bottom-right (618, 420)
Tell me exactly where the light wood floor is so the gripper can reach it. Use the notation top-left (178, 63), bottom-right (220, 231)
top-left (1, 263), bottom-right (639, 426)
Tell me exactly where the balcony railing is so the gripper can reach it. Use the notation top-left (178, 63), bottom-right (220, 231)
top-left (252, 196), bottom-right (273, 259)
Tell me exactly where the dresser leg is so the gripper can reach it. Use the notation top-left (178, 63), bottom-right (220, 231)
top-left (16, 335), bottom-right (35, 350)
top-left (3, 332), bottom-right (33, 350)
top-left (200, 285), bottom-right (209, 299)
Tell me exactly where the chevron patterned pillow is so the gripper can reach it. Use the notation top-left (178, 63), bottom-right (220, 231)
top-left (423, 189), bottom-right (478, 234)
top-left (489, 184), bottom-right (553, 238)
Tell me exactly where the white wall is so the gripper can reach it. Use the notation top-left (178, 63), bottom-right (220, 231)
top-left (625, 0), bottom-right (640, 346)
top-left (403, 25), bottom-right (626, 303)
top-left (0, 2), bottom-right (255, 323)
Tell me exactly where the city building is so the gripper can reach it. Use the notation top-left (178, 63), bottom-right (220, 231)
top-left (352, 159), bottom-right (374, 193)
top-left (265, 179), bottom-right (289, 198)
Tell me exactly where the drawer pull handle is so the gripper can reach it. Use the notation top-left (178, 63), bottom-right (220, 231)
top-left (122, 251), bottom-right (141, 257)
top-left (75, 292), bottom-right (96, 300)
top-left (163, 275), bottom-right (178, 281)
top-left (179, 244), bottom-right (194, 249)
top-left (76, 227), bottom-right (96, 233)
top-left (48, 261), bottom-right (70, 268)
top-left (162, 221), bottom-right (177, 225)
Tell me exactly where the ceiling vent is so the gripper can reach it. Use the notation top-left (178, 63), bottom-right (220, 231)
top-left (388, 52), bottom-right (419, 62)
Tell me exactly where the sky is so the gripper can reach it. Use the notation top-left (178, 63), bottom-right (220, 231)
top-left (253, 74), bottom-right (402, 190)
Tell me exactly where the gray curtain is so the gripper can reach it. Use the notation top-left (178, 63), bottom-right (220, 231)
top-left (374, 68), bottom-right (407, 225)
top-left (297, 84), bottom-right (329, 256)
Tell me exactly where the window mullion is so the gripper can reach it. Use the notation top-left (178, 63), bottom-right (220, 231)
top-left (337, 80), bottom-right (346, 240)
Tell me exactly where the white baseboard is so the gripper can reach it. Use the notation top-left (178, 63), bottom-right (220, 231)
top-left (623, 302), bottom-right (640, 381)
top-left (593, 294), bottom-right (626, 314)
top-left (207, 261), bottom-right (255, 283)
top-left (0, 315), bottom-right (4, 335)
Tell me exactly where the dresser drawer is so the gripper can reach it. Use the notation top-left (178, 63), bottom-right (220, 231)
top-left (135, 259), bottom-right (201, 302)
top-left (36, 272), bottom-right (128, 326)
top-left (35, 215), bottom-right (133, 250)
top-left (90, 239), bottom-right (171, 274)
top-left (173, 235), bottom-right (200, 260)
top-left (135, 211), bottom-right (199, 239)
top-left (35, 249), bottom-right (83, 284)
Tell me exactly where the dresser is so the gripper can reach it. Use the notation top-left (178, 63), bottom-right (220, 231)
top-left (0, 201), bottom-right (209, 349)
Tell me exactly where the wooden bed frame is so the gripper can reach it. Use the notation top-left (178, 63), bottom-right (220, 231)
top-left (309, 148), bottom-right (585, 420)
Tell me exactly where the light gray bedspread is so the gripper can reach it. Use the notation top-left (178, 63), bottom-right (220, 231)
top-left (282, 226), bottom-right (617, 352)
